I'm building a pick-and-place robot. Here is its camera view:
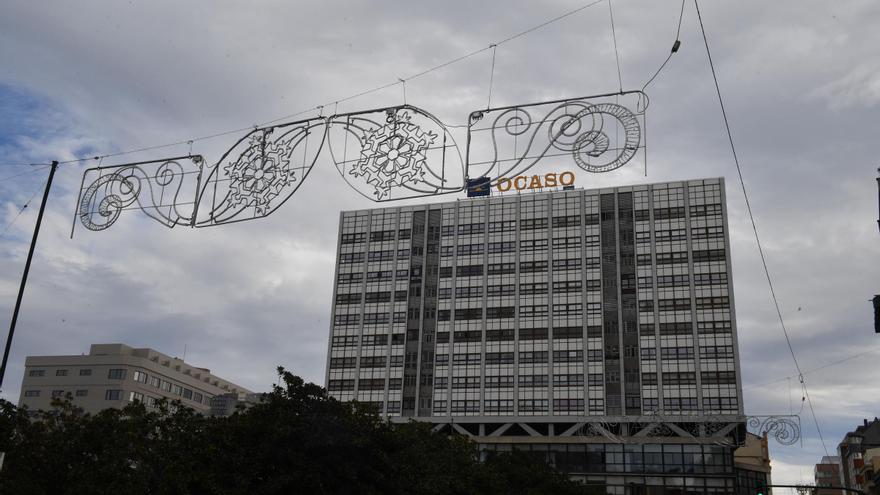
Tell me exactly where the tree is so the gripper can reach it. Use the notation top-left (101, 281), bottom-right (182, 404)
top-left (0, 367), bottom-right (589, 494)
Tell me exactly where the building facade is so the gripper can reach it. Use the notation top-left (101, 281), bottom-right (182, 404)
top-left (814, 455), bottom-right (843, 495)
top-left (734, 433), bottom-right (772, 495)
top-left (838, 418), bottom-right (880, 492)
top-left (326, 178), bottom-right (747, 493)
top-left (18, 343), bottom-right (251, 415)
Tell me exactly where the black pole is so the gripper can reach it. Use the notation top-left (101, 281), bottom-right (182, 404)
top-left (0, 160), bottom-right (59, 391)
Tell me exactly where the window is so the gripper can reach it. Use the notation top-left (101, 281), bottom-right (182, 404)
top-left (552, 350), bottom-right (583, 363)
top-left (183, 388), bottom-right (193, 400)
top-left (132, 370), bottom-right (148, 383)
top-left (328, 379), bottom-right (355, 392)
top-left (24, 390), bottom-right (40, 397)
top-left (487, 263), bottom-right (515, 275)
top-left (79, 369), bottom-right (92, 376)
top-left (519, 328), bottom-right (548, 340)
top-left (55, 369), bottom-right (68, 376)
top-left (520, 218), bottom-right (547, 230)
top-left (172, 385), bottom-right (183, 396)
top-left (340, 232), bottom-right (365, 244)
top-left (519, 374), bottom-right (549, 387)
top-left (520, 239), bottom-right (548, 251)
top-left (485, 352), bottom-right (514, 365)
top-left (553, 374), bottom-right (584, 387)
top-left (105, 389), bottom-right (123, 400)
top-left (129, 391), bottom-right (144, 402)
top-left (51, 390), bottom-right (64, 398)
top-left (486, 306), bottom-right (515, 319)
top-left (519, 351), bottom-right (548, 364)
top-left (456, 265), bottom-right (483, 278)
top-left (485, 376), bottom-right (514, 388)
top-left (108, 369), bottom-right (127, 380)
top-left (339, 252), bottom-right (364, 264)
top-left (160, 380), bottom-right (172, 392)
top-left (520, 260), bottom-right (548, 273)
top-left (75, 389), bottom-right (88, 397)
top-left (148, 376), bottom-right (161, 388)
top-left (28, 369), bottom-right (45, 377)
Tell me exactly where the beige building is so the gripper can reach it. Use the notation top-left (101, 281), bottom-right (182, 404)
top-left (734, 432), bottom-right (772, 494)
top-left (18, 343), bottom-right (251, 415)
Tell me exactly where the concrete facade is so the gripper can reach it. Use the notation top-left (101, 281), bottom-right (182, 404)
top-left (814, 455), bottom-right (844, 495)
top-left (325, 178), bottom-right (749, 494)
top-left (18, 343), bottom-right (251, 415)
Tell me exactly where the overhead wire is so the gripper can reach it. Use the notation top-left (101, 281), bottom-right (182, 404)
top-left (693, 0), bottom-right (830, 456)
top-left (54, 0), bottom-right (605, 167)
top-left (0, 165), bottom-right (52, 182)
top-left (642, 0), bottom-right (685, 91)
top-left (0, 175), bottom-right (48, 238)
top-left (607, 0), bottom-right (624, 92)
top-left (486, 44), bottom-right (498, 109)
top-left (743, 345), bottom-right (880, 391)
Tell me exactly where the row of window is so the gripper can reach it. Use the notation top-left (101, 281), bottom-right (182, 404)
top-left (340, 229), bottom-right (411, 245)
top-left (29, 368), bottom-right (97, 378)
top-left (332, 321), bottom-right (732, 348)
top-left (639, 297), bottom-right (730, 313)
top-left (132, 370), bottom-right (209, 405)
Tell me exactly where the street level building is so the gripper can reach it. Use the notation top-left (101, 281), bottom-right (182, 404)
top-left (814, 456), bottom-right (843, 495)
top-left (734, 433), bottom-right (772, 495)
top-left (327, 178), bottom-right (748, 493)
top-left (839, 418), bottom-right (880, 492)
top-left (18, 343), bottom-right (251, 415)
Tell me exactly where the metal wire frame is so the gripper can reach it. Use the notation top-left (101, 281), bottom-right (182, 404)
top-left (73, 156), bottom-right (205, 236)
top-left (74, 93), bottom-right (648, 233)
top-left (465, 90), bottom-right (648, 186)
top-left (326, 104), bottom-right (465, 202)
top-left (746, 415), bottom-right (801, 446)
top-left (195, 117), bottom-right (327, 228)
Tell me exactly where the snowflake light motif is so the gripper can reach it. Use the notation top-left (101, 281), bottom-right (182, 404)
top-left (224, 134), bottom-right (294, 214)
top-left (350, 111), bottom-right (436, 199)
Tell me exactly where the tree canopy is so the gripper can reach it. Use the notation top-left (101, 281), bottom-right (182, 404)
top-left (0, 368), bottom-right (594, 495)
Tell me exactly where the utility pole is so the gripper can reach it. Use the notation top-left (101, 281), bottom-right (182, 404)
top-left (0, 160), bottom-right (59, 391)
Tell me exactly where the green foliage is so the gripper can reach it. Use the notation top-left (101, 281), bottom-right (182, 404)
top-left (0, 367), bottom-right (588, 495)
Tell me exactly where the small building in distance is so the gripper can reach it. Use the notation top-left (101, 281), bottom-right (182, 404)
top-left (18, 343), bottom-right (251, 415)
top-left (814, 455), bottom-right (843, 495)
top-left (734, 432), bottom-right (772, 495)
top-left (209, 392), bottom-right (265, 416)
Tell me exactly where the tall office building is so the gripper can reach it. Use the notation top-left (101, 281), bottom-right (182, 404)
top-left (326, 178), bottom-right (747, 492)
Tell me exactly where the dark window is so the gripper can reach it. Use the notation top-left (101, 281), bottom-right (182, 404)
top-left (107, 369), bottom-right (127, 380)
top-left (519, 328), bottom-right (548, 340)
top-left (451, 308), bottom-right (480, 321)
top-left (456, 265), bottom-right (483, 278)
top-left (486, 306), bottom-right (515, 319)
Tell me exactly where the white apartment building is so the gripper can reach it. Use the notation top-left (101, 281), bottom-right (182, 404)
top-left (18, 343), bottom-right (251, 415)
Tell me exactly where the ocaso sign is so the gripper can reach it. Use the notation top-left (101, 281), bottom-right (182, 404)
top-left (496, 172), bottom-right (575, 192)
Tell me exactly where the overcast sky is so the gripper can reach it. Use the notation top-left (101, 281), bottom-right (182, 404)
top-left (1, 0), bottom-right (879, 486)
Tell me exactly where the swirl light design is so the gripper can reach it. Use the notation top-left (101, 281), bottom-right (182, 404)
top-left (74, 91), bottom-right (647, 233)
